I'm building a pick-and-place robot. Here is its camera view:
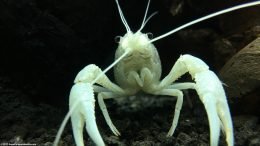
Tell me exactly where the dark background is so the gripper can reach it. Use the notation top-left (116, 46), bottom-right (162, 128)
top-left (0, 0), bottom-right (259, 145)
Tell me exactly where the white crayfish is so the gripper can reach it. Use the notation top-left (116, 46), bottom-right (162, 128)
top-left (54, 1), bottom-right (260, 146)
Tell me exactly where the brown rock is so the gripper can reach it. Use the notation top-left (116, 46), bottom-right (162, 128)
top-left (220, 37), bottom-right (260, 98)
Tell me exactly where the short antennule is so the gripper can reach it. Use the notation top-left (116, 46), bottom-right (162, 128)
top-left (139, 11), bottom-right (158, 32)
top-left (115, 0), bottom-right (131, 32)
top-left (138, 0), bottom-right (151, 32)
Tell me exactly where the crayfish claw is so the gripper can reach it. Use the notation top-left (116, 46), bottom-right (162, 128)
top-left (195, 71), bottom-right (234, 146)
top-left (70, 82), bottom-right (105, 146)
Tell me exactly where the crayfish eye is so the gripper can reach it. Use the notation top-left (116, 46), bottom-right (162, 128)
top-left (146, 32), bottom-right (153, 39)
top-left (114, 36), bottom-right (122, 43)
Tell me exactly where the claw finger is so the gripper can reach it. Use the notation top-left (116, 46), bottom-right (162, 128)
top-left (70, 83), bottom-right (105, 146)
top-left (71, 112), bottom-right (84, 146)
top-left (82, 101), bottom-right (104, 146)
top-left (111, 123), bottom-right (121, 136)
top-left (217, 101), bottom-right (234, 146)
top-left (201, 94), bottom-right (221, 146)
top-left (98, 94), bottom-right (121, 136)
top-left (166, 126), bottom-right (175, 137)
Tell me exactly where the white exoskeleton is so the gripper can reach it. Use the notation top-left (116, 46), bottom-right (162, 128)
top-left (54, 1), bottom-right (260, 146)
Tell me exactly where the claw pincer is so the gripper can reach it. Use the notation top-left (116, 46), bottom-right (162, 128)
top-left (69, 65), bottom-right (105, 146)
top-left (181, 55), bottom-right (234, 146)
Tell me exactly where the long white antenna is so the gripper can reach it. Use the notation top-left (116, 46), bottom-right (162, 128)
top-left (53, 97), bottom-right (79, 146)
top-left (149, 1), bottom-right (260, 43)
